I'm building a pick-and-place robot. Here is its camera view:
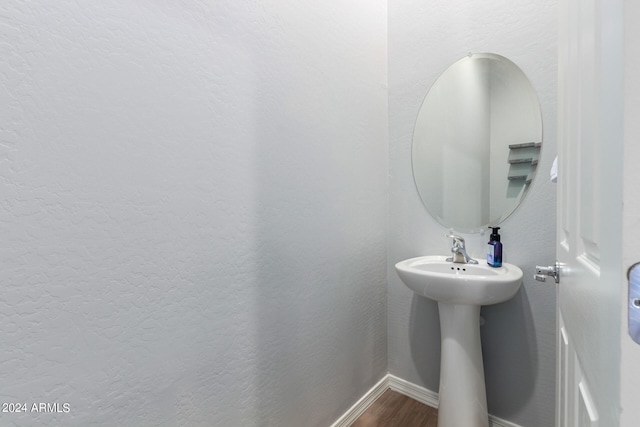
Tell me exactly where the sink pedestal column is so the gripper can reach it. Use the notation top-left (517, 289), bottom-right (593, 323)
top-left (437, 302), bottom-right (488, 427)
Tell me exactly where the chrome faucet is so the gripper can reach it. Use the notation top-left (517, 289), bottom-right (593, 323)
top-left (445, 234), bottom-right (478, 264)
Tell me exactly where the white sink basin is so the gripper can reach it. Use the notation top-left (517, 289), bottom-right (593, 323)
top-left (395, 255), bottom-right (523, 305)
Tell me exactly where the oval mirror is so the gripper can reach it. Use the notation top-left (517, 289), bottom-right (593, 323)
top-left (412, 53), bottom-right (542, 233)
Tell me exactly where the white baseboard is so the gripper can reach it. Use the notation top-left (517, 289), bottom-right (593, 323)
top-left (329, 373), bottom-right (523, 427)
top-left (329, 375), bottom-right (390, 427)
top-left (386, 374), bottom-right (439, 408)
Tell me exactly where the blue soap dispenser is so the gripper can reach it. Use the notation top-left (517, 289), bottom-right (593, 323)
top-left (487, 227), bottom-right (503, 267)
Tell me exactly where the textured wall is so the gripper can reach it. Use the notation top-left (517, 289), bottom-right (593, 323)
top-left (0, 1), bottom-right (388, 426)
top-left (388, 1), bottom-right (558, 426)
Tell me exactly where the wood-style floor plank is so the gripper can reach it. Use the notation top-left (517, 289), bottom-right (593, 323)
top-left (350, 389), bottom-right (438, 427)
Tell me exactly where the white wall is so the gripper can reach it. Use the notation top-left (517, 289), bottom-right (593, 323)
top-left (388, 1), bottom-right (558, 426)
top-left (0, 1), bottom-right (388, 426)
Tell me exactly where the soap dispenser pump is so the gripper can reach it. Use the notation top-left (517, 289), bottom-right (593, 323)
top-left (487, 227), bottom-right (503, 267)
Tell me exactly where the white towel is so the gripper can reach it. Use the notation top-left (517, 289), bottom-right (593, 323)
top-left (550, 156), bottom-right (558, 183)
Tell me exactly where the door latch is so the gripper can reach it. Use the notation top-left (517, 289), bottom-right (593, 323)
top-left (535, 262), bottom-right (560, 284)
top-left (628, 262), bottom-right (640, 345)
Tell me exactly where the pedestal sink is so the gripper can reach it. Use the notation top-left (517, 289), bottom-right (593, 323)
top-left (395, 255), bottom-right (523, 427)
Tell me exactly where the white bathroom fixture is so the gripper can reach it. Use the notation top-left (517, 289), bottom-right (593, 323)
top-left (395, 255), bottom-right (522, 305)
top-left (395, 255), bottom-right (523, 427)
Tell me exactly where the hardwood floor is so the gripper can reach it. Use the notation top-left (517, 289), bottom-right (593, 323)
top-left (350, 389), bottom-right (438, 427)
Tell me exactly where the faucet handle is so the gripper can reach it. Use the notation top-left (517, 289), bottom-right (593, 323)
top-left (445, 234), bottom-right (465, 247)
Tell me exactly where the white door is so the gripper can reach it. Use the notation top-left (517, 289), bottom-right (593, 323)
top-left (621, 3), bottom-right (640, 426)
top-left (556, 0), bottom-right (624, 426)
